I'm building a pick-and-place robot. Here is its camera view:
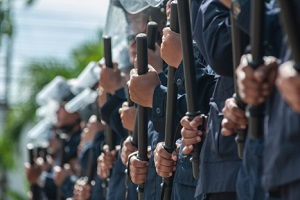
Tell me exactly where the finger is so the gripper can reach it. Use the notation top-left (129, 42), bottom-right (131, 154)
top-left (254, 57), bottom-right (278, 82)
top-left (171, 151), bottom-right (178, 161)
top-left (102, 145), bottom-right (109, 152)
top-left (130, 158), bottom-right (149, 168)
top-left (181, 129), bottom-right (202, 139)
top-left (157, 171), bottom-right (173, 178)
top-left (124, 140), bottom-right (137, 152)
top-left (163, 27), bottom-right (171, 36)
top-left (221, 127), bottom-right (235, 136)
top-left (130, 173), bottom-right (147, 185)
top-left (190, 115), bottom-right (204, 128)
top-left (156, 162), bottom-right (176, 173)
top-left (223, 108), bottom-right (247, 127)
top-left (156, 143), bottom-right (172, 160)
top-left (122, 101), bottom-right (129, 108)
top-left (180, 116), bottom-right (196, 130)
top-left (129, 165), bottom-right (149, 175)
top-left (130, 68), bottom-right (138, 78)
top-left (181, 136), bottom-right (201, 147)
top-left (155, 156), bottom-right (175, 167)
top-left (222, 118), bottom-right (238, 130)
top-left (182, 146), bottom-right (193, 155)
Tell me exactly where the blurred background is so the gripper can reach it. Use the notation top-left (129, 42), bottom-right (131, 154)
top-left (0, 0), bottom-right (109, 199)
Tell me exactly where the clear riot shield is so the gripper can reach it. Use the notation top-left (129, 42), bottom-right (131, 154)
top-left (119, 0), bottom-right (164, 14)
top-left (36, 76), bottom-right (71, 106)
top-left (27, 119), bottom-right (53, 147)
top-left (102, 1), bottom-right (131, 70)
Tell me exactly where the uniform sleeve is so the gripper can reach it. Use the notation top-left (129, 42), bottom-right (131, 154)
top-left (100, 88), bottom-right (128, 142)
top-left (194, 0), bottom-right (234, 77)
top-left (236, 0), bottom-right (283, 57)
top-left (61, 175), bottom-right (77, 199)
top-left (152, 54), bottom-right (216, 135)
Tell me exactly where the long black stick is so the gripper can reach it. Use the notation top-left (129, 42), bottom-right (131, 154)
top-left (127, 86), bottom-right (135, 138)
top-left (247, 0), bottom-right (265, 140)
top-left (277, 0), bottom-right (300, 72)
top-left (230, 3), bottom-right (247, 159)
top-left (146, 22), bottom-right (158, 51)
top-left (86, 148), bottom-right (96, 200)
top-left (103, 36), bottom-right (116, 150)
top-left (125, 86), bottom-right (136, 199)
top-left (136, 33), bottom-right (149, 200)
top-left (177, 0), bottom-right (202, 180)
top-left (27, 143), bottom-right (41, 200)
top-left (161, 2), bottom-right (179, 200)
top-left (57, 133), bottom-right (68, 200)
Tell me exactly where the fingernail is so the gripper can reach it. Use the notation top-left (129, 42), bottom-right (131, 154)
top-left (196, 136), bottom-right (201, 142)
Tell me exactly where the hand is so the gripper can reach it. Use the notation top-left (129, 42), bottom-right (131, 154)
top-left (121, 136), bottom-right (138, 165)
top-left (24, 163), bottom-right (41, 184)
top-left (35, 156), bottom-right (52, 172)
top-left (97, 154), bottom-right (108, 179)
top-left (119, 102), bottom-right (137, 131)
top-left (128, 152), bottom-right (149, 184)
top-left (81, 184), bottom-right (91, 200)
top-left (74, 179), bottom-right (84, 200)
top-left (154, 142), bottom-right (178, 178)
top-left (221, 98), bottom-right (247, 136)
top-left (99, 63), bottom-right (127, 94)
top-left (97, 87), bottom-right (107, 107)
top-left (128, 66), bottom-right (161, 107)
top-left (97, 145), bottom-right (117, 179)
top-left (53, 164), bottom-right (71, 187)
top-left (276, 61), bottom-right (300, 113)
top-left (236, 55), bottom-right (278, 105)
top-left (86, 115), bottom-right (105, 141)
top-left (74, 179), bottom-right (91, 200)
top-left (180, 115), bottom-right (206, 155)
top-left (161, 27), bottom-right (182, 67)
top-left (166, 0), bottom-right (172, 21)
top-left (148, 44), bottom-right (163, 73)
top-left (219, 0), bottom-right (231, 8)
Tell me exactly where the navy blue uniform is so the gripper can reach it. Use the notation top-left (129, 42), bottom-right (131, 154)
top-left (100, 88), bottom-right (135, 200)
top-left (233, 1), bottom-right (282, 200)
top-left (143, 71), bottom-right (168, 200)
top-left (59, 130), bottom-right (81, 199)
top-left (263, 2), bottom-right (300, 196)
top-left (193, 1), bottom-right (241, 199)
top-left (151, 45), bottom-right (215, 200)
top-left (74, 132), bottom-right (106, 200)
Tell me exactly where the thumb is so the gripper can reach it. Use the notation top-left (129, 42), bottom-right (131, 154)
top-left (64, 163), bottom-right (71, 172)
top-left (171, 151), bottom-right (178, 162)
top-left (113, 62), bottom-right (119, 71)
top-left (148, 65), bottom-right (157, 72)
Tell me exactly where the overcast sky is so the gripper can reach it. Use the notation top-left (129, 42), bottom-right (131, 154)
top-left (0, 0), bottom-right (109, 105)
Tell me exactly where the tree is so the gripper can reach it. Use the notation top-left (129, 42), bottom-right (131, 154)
top-left (0, 30), bottom-right (104, 199)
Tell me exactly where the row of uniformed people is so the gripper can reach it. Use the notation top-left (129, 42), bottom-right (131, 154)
top-left (114, 0), bottom-right (300, 200)
top-left (24, 0), bottom-right (300, 199)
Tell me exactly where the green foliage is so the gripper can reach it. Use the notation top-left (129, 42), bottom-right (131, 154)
top-left (71, 30), bottom-right (104, 71)
top-left (0, 31), bottom-right (104, 171)
top-left (5, 188), bottom-right (26, 200)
